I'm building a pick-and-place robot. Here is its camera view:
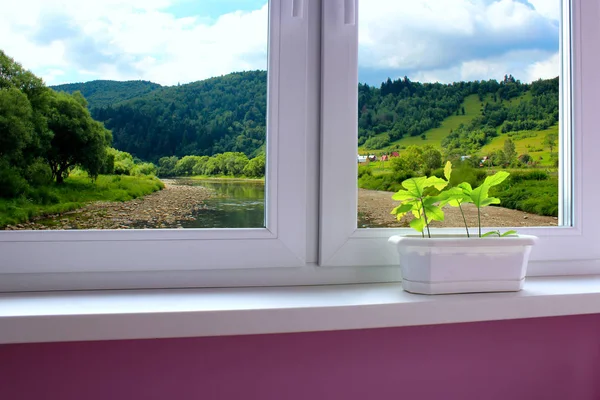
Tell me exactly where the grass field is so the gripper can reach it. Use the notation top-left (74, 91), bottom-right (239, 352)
top-left (480, 125), bottom-right (558, 166)
top-left (359, 91), bottom-right (557, 167)
top-left (0, 174), bottom-right (164, 227)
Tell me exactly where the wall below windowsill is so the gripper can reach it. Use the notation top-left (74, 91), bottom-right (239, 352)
top-left (2, 275), bottom-right (600, 344)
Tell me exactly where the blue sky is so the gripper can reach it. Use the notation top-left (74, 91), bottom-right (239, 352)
top-left (0, 0), bottom-right (560, 87)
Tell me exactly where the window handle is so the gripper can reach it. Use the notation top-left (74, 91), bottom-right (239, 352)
top-left (344, 0), bottom-right (356, 25)
top-left (292, 0), bottom-right (304, 18)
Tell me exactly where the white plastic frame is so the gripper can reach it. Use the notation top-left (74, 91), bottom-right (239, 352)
top-left (0, 0), bottom-right (311, 291)
top-left (319, 0), bottom-right (600, 275)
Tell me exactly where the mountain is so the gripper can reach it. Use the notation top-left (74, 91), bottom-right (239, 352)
top-left (54, 71), bottom-right (267, 162)
top-left (52, 72), bottom-right (558, 163)
top-left (51, 80), bottom-right (162, 108)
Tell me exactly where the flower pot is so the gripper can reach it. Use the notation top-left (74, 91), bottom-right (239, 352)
top-left (388, 235), bottom-right (538, 295)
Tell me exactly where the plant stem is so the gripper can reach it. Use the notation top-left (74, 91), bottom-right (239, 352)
top-left (458, 202), bottom-right (470, 238)
top-left (478, 206), bottom-right (481, 238)
top-left (419, 198), bottom-right (431, 238)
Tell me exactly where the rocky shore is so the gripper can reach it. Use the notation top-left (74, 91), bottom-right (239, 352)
top-left (358, 188), bottom-right (558, 229)
top-left (4, 180), bottom-right (212, 230)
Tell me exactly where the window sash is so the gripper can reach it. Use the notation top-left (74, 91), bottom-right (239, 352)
top-left (319, 0), bottom-right (600, 274)
top-left (0, 0), bottom-right (314, 290)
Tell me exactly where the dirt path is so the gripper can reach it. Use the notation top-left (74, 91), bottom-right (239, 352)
top-left (358, 188), bottom-right (558, 229)
top-left (5, 180), bottom-right (212, 230)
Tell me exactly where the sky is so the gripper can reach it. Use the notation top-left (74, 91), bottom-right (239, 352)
top-left (0, 0), bottom-right (560, 86)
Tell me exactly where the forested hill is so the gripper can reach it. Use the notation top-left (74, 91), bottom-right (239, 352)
top-left (55, 71), bottom-right (268, 162)
top-left (51, 80), bottom-right (162, 108)
top-left (53, 72), bottom-right (558, 162)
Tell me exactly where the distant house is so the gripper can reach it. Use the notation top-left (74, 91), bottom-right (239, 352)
top-left (381, 154), bottom-right (389, 161)
top-left (391, 151), bottom-right (399, 157)
top-left (357, 155), bottom-right (367, 163)
top-left (368, 155), bottom-right (377, 162)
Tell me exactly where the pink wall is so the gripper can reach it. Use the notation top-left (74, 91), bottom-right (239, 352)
top-left (2, 314), bottom-right (600, 400)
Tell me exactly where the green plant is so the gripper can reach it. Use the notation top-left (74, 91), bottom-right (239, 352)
top-left (391, 161), bottom-right (515, 238)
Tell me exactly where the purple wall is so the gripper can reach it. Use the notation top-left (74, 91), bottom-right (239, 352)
top-left (2, 314), bottom-right (600, 400)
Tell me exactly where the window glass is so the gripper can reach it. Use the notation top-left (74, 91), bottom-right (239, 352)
top-left (356, 0), bottom-right (562, 231)
top-left (0, 0), bottom-right (268, 230)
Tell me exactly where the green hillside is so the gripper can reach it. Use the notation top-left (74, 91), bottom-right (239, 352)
top-left (51, 80), bottom-right (162, 108)
top-left (360, 76), bottom-right (558, 167)
top-left (377, 94), bottom-right (482, 150)
top-left (75, 71), bottom-right (268, 161)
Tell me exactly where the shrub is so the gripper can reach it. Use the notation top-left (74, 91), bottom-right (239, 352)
top-left (25, 160), bottom-right (53, 186)
top-left (131, 162), bottom-right (158, 177)
top-left (0, 159), bottom-right (29, 198)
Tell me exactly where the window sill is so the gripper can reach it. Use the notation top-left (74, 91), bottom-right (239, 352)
top-left (2, 275), bottom-right (600, 344)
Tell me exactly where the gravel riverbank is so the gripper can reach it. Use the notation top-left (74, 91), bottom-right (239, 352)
top-left (4, 180), bottom-right (212, 230)
top-left (358, 188), bottom-right (558, 229)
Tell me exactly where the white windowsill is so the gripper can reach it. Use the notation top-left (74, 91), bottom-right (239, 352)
top-left (2, 275), bottom-right (600, 344)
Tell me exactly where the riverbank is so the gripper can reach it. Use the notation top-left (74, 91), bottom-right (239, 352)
top-left (0, 175), bottom-right (163, 228)
top-left (188, 175), bottom-right (265, 182)
top-left (358, 188), bottom-right (558, 229)
top-left (2, 179), bottom-right (211, 230)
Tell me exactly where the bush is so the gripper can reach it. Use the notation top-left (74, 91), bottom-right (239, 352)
top-left (363, 134), bottom-right (390, 150)
top-left (25, 160), bottom-right (53, 186)
top-left (131, 162), bottom-right (157, 177)
top-left (0, 159), bottom-right (29, 198)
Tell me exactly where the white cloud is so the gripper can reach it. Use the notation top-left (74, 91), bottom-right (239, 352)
top-left (358, 0), bottom-right (559, 83)
top-left (0, 0), bottom-right (268, 85)
top-left (0, 0), bottom-right (558, 86)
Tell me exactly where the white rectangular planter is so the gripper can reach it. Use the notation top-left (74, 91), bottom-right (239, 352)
top-left (388, 235), bottom-right (538, 295)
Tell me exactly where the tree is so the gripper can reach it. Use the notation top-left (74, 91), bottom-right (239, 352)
top-left (544, 132), bottom-right (558, 153)
top-left (158, 156), bottom-right (179, 177)
top-left (421, 147), bottom-right (442, 171)
top-left (0, 88), bottom-right (34, 165)
top-left (243, 154), bottom-right (266, 177)
top-left (503, 138), bottom-right (516, 164)
top-left (46, 91), bottom-right (112, 183)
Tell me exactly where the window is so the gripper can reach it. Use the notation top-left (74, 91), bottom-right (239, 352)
top-left (0, 0), bottom-right (316, 291)
top-left (319, 0), bottom-right (600, 275)
top-left (1, 0), bottom-right (599, 292)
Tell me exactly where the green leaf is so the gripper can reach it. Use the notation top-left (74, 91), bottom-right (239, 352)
top-left (391, 190), bottom-right (416, 202)
top-left (424, 176), bottom-right (448, 191)
top-left (401, 177), bottom-right (427, 197)
top-left (482, 231), bottom-right (500, 238)
top-left (457, 182), bottom-right (473, 195)
top-left (483, 171), bottom-right (510, 187)
top-left (438, 187), bottom-right (465, 207)
top-left (423, 204), bottom-right (445, 222)
top-left (410, 217), bottom-right (425, 233)
top-left (480, 197), bottom-right (501, 207)
top-left (500, 230), bottom-right (518, 237)
top-left (443, 161), bottom-right (452, 181)
top-left (469, 185), bottom-right (489, 208)
top-left (390, 203), bottom-right (413, 220)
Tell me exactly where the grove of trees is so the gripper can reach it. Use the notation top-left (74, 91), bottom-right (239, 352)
top-left (0, 50), bottom-right (114, 197)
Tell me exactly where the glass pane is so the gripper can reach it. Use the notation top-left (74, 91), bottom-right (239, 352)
top-left (0, 1), bottom-right (268, 230)
top-left (357, 0), bottom-right (562, 231)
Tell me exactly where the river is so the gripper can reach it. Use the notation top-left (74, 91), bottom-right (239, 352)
top-left (176, 178), bottom-right (265, 229)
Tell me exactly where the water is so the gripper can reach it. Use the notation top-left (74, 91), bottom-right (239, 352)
top-left (177, 179), bottom-right (265, 229)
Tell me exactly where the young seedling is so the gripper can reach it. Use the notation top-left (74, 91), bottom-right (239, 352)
top-left (390, 176), bottom-right (448, 238)
top-left (438, 162), bottom-right (471, 237)
top-left (391, 161), bottom-right (516, 238)
top-left (482, 230), bottom-right (518, 238)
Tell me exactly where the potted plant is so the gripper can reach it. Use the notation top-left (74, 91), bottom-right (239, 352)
top-left (388, 162), bottom-right (537, 295)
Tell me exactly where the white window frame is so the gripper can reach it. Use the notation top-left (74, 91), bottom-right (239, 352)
top-left (319, 0), bottom-right (600, 276)
top-left (1, 0), bottom-right (598, 293)
top-left (0, 0), bottom-right (315, 291)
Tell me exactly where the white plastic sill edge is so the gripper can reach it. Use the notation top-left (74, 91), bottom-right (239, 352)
top-left (1, 275), bottom-right (600, 344)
